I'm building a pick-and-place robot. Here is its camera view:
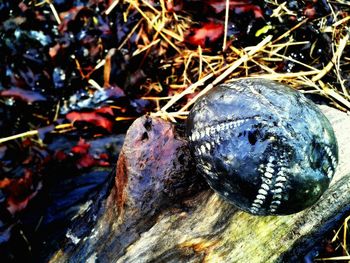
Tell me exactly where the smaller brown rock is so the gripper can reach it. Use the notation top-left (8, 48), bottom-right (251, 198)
top-left (115, 115), bottom-right (203, 220)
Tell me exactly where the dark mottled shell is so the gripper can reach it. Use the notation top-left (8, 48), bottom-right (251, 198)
top-left (187, 78), bottom-right (338, 215)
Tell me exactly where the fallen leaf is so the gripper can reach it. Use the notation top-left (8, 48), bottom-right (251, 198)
top-left (234, 4), bottom-right (263, 18)
top-left (0, 87), bottom-right (47, 103)
top-left (304, 4), bottom-right (316, 19)
top-left (76, 154), bottom-right (96, 169)
top-left (2, 170), bottom-right (40, 214)
top-left (186, 21), bottom-right (224, 47)
top-left (66, 106), bottom-right (115, 132)
top-left (71, 139), bottom-right (90, 155)
top-left (207, 0), bottom-right (264, 18)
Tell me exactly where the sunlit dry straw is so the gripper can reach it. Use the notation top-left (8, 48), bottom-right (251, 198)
top-left (126, 0), bottom-right (182, 53)
top-left (160, 73), bottom-right (214, 112)
top-left (157, 36), bottom-right (273, 120)
top-left (261, 50), bottom-right (321, 72)
top-left (133, 39), bottom-right (161, 56)
top-left (0, 124), bottom-right (74, 144)
top-left (333, 30), bottom-right (349, 97)
top-left (88, 79), bottom-right (104, 91)
top-left (115, 116), bottom-right (137, 121)
top-left (34, 0), bottom-right (61, 24)
top-left (272, 19), bottom-right (308, 44)
top-left (179, 35), bottom-right (273, 112)
top-left (48, 1), bottom-right (61, 24)
top-left (198, 45), bottom-right (203, 81)
top-left (105, 0), bottom-right (120, 15)
top-left (333, 16), bottom-right (350, 27)
top-left (319, 81), bottom-right (350, 109)
top-left (222, 0), bottom-right (229, 51)
top-left (117, 18), bottom-right (144, 51)
top-left (312, 33), bottom-right (349, 82)
top-left (315, 215), bottom-right (350, 261)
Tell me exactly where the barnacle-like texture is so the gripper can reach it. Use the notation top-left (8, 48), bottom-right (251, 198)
top-left (187, 79), bottom-right (338, 215)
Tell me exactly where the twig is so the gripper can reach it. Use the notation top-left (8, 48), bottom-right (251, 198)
top-left (333, 16), bottom-right (350, 27)
top-left (272, 19), bottom-right (308, 44)
top-left (222, 0), bottom-right (229, 51)
top-left (48, 1), bottom-right (61, 24)
top-left (180, 35), bottom-right (273, 112)
top-left (127, 0), bottom-right (181, 53)
top-left (198, 45), bottom-right (203, 81)
top-left (160, 73), bottom-right (214, 112)
top-left (312, 33), bottom-right (349, 82)
top-left (105, 0), bottom-right (120, 15)
top-left (132, 39), bottom-right (161, 56)
top-left (319, 81), bottom-right (350, 109)
top-left (88, 79), bottom-right (104, 91)
top-left (117, 18), bottom-right (144, 51)
top-left (0, 124), bottom-right (74, 144)
top-left (261, 49), bottom-right (321, 72)
top-left (0, 130), bottom-right (39, 144)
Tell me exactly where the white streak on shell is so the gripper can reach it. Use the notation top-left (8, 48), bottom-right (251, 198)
top-left (264, 172), bottom-right (273, 178)
top-left (190, 116), bottom-right (262, 142)
top-left (250, 155), bottom-right (277, 213)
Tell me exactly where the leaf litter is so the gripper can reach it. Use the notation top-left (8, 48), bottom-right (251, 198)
top-left (0, 0), bottom-right (349, 261)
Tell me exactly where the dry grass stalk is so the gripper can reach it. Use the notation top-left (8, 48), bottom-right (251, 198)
top-left (315, 215), bottom-right (350, 261)
top-left (222, 0), bottom-right (230, 51)
top-left (0, 124), bottom-right (74, 144)
top-left (1, 1), bottom-right (349, 144)
top-left (143, 4), bottom-right (350, 120)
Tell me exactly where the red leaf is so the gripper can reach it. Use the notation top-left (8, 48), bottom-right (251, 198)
top-left (71, 139), bottom-right (91, 155)
top-left (0, 178), bottom-right (11, 188)
top-left (207, 0), bottom-right (264, 18)
top-left (99, 153), bottom-right (109, 160)
top-left (97, 153), bottom-right (110, 166)
top-left (97, 160), bottom-right (110, 166)
top-left (208, 0), bottom-right (248, 13)
top-left (304, 5), bottom-right (316, 19)
top-left (0, 87), bottom-right (47, 103)
top-left (235, 5), bottom-right (263, 18)
top-left (54, 150), bottom-right (67, 161)
top-left (186, 21), bottom-right (224, 47)
top-left (7, 192), bottom-right (37, 215)
top-left (95, 106), bottom-right (114, 115)
top-left (166, 0), bottom-right (183, 12)
top-left (2, 170), bottom-right (40, 214)
top-left (49, 43), bottom-right (60, 58)
top-left (66, 107), bottom-right (114, 132)
top-left (76, 154), bottom-right (97, 169)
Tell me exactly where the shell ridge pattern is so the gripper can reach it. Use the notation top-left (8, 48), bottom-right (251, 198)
top-left (190, 116), bottom-right (263, 143)
top-left (249, 151), bottom-right (289, 214)
top-left (269, 152), bottom-right (289, 213)
top-left (250, 157), bottom-right (272, 214)
top-left (187, 79), bottom-right (338, 215)
top-left (247, 84), bottom-right (295, 140)
top-left (323, 144), bottom-right (337, 179)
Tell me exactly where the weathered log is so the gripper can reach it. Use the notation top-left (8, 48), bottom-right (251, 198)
top-left (49, 105), bottom-right (350, 263)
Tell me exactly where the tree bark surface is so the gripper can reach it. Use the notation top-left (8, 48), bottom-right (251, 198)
top-left (49, 105), bottom-right (350, 263)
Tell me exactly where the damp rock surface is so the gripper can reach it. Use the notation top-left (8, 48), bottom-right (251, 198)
top-left (115, 115), bottom-right (203, 218)
top-left (187, 79), bottom-right (338, 215)
top-left (49, 115), bottom-right (205, 262)
top-left (48, 106), bottom-right (350, 263)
